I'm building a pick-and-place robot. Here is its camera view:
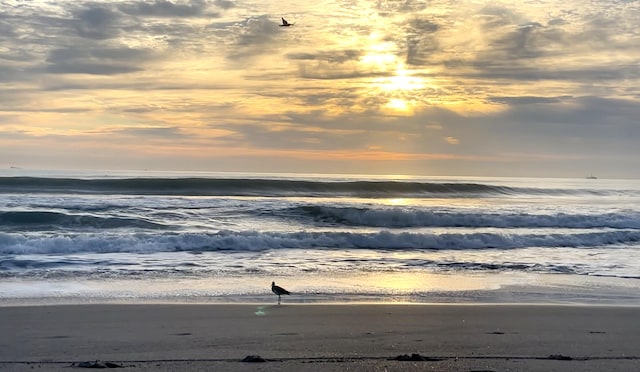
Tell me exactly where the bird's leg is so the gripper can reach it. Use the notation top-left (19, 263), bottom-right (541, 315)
top-left (278, 295), bottom-right (281, 305)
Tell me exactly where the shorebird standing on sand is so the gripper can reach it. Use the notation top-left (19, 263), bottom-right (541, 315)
top-left (271, 281), bottom-right (290, 305)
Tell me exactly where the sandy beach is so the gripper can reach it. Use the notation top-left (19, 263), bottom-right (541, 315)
top-left (1, 304), bottom-right (638, 371)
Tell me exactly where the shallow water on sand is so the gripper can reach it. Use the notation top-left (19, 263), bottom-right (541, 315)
top-left (2, 271), bottom-right (639, 306)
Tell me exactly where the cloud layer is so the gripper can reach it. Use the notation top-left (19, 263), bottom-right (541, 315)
top-left (1, 0), bottom-right (639, 178)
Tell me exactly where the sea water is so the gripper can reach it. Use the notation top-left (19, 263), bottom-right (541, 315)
top-left (1, 169), bottom-right (639, 305)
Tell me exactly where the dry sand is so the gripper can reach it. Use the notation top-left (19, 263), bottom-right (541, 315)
top-left (1, 304), bottom-right (639, 371)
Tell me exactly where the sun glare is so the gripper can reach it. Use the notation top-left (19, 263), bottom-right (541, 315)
top-left (386, 198), bottom-right (409, 206)
top-left (360, 32), bottom-right (397, 69)
top-left (380, 67), bottom-right (425, 92)
top-left (386, 98), bottom-right (410, 111)
top-left (360, 51), bottom-right (396, 68)
top-left (365, 63), bottom-right (427, 114)
top-left (358, 32), bottom-right (431, 115)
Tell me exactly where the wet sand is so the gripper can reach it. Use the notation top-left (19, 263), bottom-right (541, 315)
top-left (1, 304), bottom-right (638, 371)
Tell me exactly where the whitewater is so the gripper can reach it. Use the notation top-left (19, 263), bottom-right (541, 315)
top-left (1, 170), bottom-right (639, 305)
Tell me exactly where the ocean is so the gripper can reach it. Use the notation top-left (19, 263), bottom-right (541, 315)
top-left (1, 170), bottom-right (639, 305)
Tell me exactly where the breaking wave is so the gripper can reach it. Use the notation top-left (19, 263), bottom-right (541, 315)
top-left (1, 229), bottom-right (639, 255)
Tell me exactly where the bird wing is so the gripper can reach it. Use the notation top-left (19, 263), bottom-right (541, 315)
top-left (274, 285), bottom-right (290, 295)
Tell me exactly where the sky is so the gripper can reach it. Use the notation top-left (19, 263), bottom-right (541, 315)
top-left (1, 0), bottom-right (639, 178)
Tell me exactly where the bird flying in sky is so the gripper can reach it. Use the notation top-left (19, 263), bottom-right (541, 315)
top-left (280, 17), bottom-right (293, 27)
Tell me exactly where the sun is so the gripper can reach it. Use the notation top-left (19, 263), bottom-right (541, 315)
top-left (373, 65), bottom-right (427, 113)
top-left (379, 66), bottom-right (425, 92)
top-left (386, 98), bottom-right (409, 111)
top-left (358, 33), bottom-right (428, 113)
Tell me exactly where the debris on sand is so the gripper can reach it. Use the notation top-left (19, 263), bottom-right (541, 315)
top-left (548, 354), bottom-right (573, 360)
top-left (74, 360), bottom-right (124, 368)
top-left (392, 353), bottom-right (442, 361)
top-left (242, 355), bottom-right (267, 363)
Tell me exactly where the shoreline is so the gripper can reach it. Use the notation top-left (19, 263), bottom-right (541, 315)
top-left (2, 271), bottom-right (640, 308)
top-left (2, 304), bottom-right (639, 371)
top-left (3, 299), bottom-right (640, 308)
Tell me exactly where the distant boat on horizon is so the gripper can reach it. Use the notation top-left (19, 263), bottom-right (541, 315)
top-left (586, 175), bottom-right (598, 179)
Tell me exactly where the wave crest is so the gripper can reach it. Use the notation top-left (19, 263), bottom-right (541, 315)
top-left (1, 229), bottom-right (638, 255)
top-left (0, 176), bottom-right (575, 197)
top-left (290, 205), bottom-right (640, 229)
top-left (0, 211), bottom-right (163, 230)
